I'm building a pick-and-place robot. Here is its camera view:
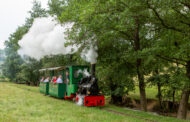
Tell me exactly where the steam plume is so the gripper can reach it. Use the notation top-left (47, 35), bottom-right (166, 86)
top-left (18, 17), bottom-right (76, 60)
top-left (81, 45), bottom-right (98, 64)
top-left (77, 69), bottom-right (90, 77)
top-left (18, 17), bottom-right (98, 63)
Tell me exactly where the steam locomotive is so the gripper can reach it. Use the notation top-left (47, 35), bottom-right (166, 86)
top-left (39, 64), bottom-right (105, 106)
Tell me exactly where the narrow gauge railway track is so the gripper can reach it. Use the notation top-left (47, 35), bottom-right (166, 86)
top-left (100, 108), bottom-right (158, 122)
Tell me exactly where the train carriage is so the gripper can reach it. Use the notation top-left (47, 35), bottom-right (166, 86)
top-left (48, 67), bottom-right (66, 98)
top-left (39, 69), bottom-right (49, 95)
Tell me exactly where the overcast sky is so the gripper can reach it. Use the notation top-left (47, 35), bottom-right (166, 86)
top-left (0, 0), bottom-right (48, 49)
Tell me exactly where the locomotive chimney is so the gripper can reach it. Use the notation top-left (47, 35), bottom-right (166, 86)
top-left (91, 63), bottom-right (96, 77)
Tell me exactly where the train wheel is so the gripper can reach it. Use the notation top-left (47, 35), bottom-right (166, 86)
top-left (75, 95), bottom-right (84, 106)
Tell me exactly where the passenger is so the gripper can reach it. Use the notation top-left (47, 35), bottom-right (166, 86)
top-left (66, 71), bottom-right (69, 84)
top-left (51, 76), bottom-right (57, 83)
top-left (50, 77), bottom-right (53, 83)
top-left (44, 77), bottom-right (50, 82)
top-left (56, 75), bottom-right (63, 83)
top-left (40, 76), bottom-right (44, 82)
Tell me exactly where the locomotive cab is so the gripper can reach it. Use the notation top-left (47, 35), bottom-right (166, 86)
top-left (64, 66), bottom-right (90, 99)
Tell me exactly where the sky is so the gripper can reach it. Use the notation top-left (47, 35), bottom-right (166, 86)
top-left (0, 0), bottom-right (48, 49)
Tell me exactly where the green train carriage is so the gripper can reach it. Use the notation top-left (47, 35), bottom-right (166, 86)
top-left (39, 69), bottom-right (49, 95)
top-left (39, 65), bottom-right (89, 98)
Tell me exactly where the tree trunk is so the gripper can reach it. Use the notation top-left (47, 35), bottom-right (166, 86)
top-left (172, 90), bottom-right (175, 110)
top-left (155, 69), bottom-right (162, 109)
top-left (157, 82), bottom-right (162, 109)
top-left (109, 77), bottom-right (122, 104)
top-left (177, 90), bottom-right (190, 119)
top-left (134, 17), bottom-right (147, 111)
top-left (177, 61), bottom-right (190, 119)
top-left (37, 80), bottom-right (39, 86)
top-left (137, 63), bottom-right (147, 111)
top-left (111, 95), bottom-right (122, 104)
top-left (69, 54), bottom-right (73, 65)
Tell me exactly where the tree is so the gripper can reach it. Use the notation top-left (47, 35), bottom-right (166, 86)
top-left (2, 26), bottom-right (27, 81)
top-left (146, 0), bottom-right (190, 119)
top-left (18, 57), bottom-right (42, 85)
top-left (25, 0), bottom-right (47, 28)
top-left (48, 0), bottom-right (65, 17)
top-left (96, 36), bottom-right (136, 104)
top-left (0, 49), bottom-right (5, 62)
top-left (2, 1), bottom-right (47, 84)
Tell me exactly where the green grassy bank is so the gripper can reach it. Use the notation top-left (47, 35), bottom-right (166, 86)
top-left (0, 82), bottom-right (185, 122)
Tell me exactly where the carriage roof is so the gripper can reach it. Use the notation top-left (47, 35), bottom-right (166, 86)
top-left (39, 65), bottom-right (89, 72)
top-left (39, 66), bottom-right (65, 72)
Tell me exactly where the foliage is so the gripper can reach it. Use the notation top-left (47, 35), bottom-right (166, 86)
top-left (17, 57), bottom-right (42, 85)
top-left (0, 49), bottom-right (5, 62)
top-left (2, 26), bottom-right (26, 81)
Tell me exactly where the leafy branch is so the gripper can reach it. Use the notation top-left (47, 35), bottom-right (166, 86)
top-left (146, 1), bottom-right (186, 33)
top-left (156, 55), bottom-right (187, 66)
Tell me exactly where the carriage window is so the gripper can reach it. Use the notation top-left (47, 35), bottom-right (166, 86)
top-left (74, 69), bottom-right (82, 78)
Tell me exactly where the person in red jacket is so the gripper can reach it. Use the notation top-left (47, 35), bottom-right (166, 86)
top-left (51, 76), bottom-right (57, 83)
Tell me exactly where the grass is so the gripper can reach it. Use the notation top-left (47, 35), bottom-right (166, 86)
top-left (129, 86), bottom-right (158, 100)
top-left (128, 85), bottom-right (188, 103)
top-left (107, 105), bottom-right (186, 122)
top-left (0, 82), bottom-right (186, 122)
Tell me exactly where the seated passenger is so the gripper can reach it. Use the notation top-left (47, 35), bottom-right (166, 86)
top-left (44, 77), bottom-right (50, 82)
top-left (66, 71), bottom-right (69, 84)
top-left (51, 76), bottom-right (57, 83)
top-left (40, 76), bottom-right (44, 82)
top-left (56, 75), bottom-right (63, 83)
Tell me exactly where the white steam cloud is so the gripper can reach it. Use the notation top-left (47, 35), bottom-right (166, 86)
top-left (77, 69), bottom-right (91, 77)
top-left (81, 45), bottom-right (98, 64)
top-left (18, 17), bottom-right (76, 60)
top-left (18, 17), bottom-right (98, 63)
